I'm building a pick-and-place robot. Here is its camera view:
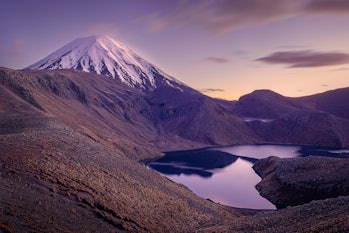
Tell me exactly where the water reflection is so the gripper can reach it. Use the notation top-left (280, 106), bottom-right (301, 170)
top-left (160, 157), bottom-right (274, 209)
top-left (149, 149), bottom-right (239, 178)
top-left (147, 144), bottom-right (349, 210)
top-left (211, 144), bottom-right (301, 159)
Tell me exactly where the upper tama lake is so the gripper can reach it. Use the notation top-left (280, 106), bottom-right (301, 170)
top-left (147, 144), bottom-right (349, 209)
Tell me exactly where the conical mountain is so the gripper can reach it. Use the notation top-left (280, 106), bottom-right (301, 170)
top-left (26, 35), bottom-right (186, 92)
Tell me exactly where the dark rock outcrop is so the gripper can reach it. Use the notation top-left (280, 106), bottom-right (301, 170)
top-left (253, 156), bottom-right (349, 209)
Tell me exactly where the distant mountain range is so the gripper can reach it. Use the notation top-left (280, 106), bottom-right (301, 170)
top-left (1, 66), bottom-right (349, 157)
top-left (233, 89), bottom-right (349, 147)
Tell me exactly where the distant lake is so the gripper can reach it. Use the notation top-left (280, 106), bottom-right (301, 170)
top-left (147, 144), bottom-right (349, 209)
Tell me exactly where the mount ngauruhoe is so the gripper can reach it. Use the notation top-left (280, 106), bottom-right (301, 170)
top-left (26, 35), bottom-right (186, 92)
top-left (1, 35), bottom-right (349, 232)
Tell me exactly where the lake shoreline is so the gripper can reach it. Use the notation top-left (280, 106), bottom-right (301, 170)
top-left (147, 143), bottom-right (349, 210)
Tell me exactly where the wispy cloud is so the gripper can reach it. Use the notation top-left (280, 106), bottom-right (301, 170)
top-left (256, 50), bottom-right (349, 68)
top-left (233, 50), bottom-right (250, 59)
top-left (176, 0), bottom-right (298, 34)
top-left (277, 44), bottom-right (308, 50)
top-left (204, 57), bottom-right (229, 64)
top-left (305, 0), bottom-right (349, 14)
top-left (234, 50), bottom-right (248, 56)
top-left (8, 38), bottom-right (27, 58)
top-left (144, 0), bottom-right (349, 35)
top-left (145, 14), bottom-right (167, 32)
top-left (86, 23), bottom-right (120, 37)
top-left (200, 88), bottom-right (225, 93)
top-left (332, 67), bottom-right (349, 72)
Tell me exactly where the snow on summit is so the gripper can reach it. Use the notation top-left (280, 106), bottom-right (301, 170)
top-left (26, 35), bottom-right (185, 91)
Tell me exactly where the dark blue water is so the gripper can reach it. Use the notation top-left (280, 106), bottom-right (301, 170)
top-left (147, 144), bottom-right (349, 209)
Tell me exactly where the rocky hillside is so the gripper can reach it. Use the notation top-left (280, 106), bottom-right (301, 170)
top-left (233, 89), bottom-right (349, 148)
top-left (253, 156), bottom-right (349, 209)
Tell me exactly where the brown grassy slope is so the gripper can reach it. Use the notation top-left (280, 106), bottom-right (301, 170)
top-left (0, 128), bottom-right (241, 232)
top-left (0, 85), bottom-right (48, 134)
top-left (0, 68), bottom-right (208, 160)
top-left (200, 195), bottom-right (349, 233)
top-left (0, 82), bottom-right (240, 232)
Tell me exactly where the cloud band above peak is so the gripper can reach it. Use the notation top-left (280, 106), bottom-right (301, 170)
top-left (256, 50), bottom-right (349, 68)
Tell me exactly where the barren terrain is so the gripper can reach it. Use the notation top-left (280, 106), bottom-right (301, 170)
top-left (1, 67), bottom-right (349, 232)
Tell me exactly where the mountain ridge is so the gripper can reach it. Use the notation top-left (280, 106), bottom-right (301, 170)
top-left (297, 87), bottom-right (349, 120)
top-left (2, 67), bottom-right (349, 154)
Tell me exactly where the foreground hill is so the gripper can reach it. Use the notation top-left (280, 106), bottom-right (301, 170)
top-left (0, 86), bottom-right (239, 232)
top-left (2, 114), bottom-right (348, 232)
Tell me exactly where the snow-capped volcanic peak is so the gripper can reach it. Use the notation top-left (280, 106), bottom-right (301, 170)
top-left (26, 35), bottom-right (185, 91)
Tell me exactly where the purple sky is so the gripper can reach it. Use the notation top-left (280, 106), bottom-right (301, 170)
top-left (1, 0), bottom-right (349, 99)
